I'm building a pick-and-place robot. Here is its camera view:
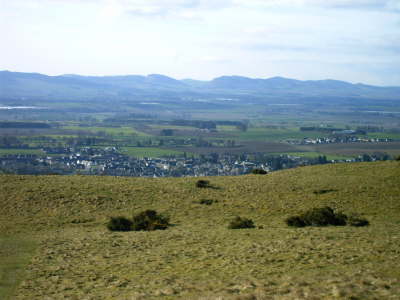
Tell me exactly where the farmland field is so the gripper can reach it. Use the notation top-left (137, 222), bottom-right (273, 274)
top-left (307, 142), bottom-right (400, 157)
top-left (0, 149), bottom-right (44, 156)
top-left (63, 126), bottom-right (150, 137)
top-left (218, 127), bottom-right (331, 142)
top-left (269, 152), bottom-right (352, 160)
top-left (121, 147), bottom-right (186, 158)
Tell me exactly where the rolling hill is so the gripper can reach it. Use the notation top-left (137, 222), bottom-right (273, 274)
top-left (1, 161), bottom-right (399, 299)
top-left (1, 70), bottom-right (400, 102)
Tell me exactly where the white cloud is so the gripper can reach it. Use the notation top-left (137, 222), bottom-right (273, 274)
top-left (233, 0), bottom-right (399, 10)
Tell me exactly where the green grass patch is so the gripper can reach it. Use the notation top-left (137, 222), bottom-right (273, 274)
top-left (0, 236), bottom-right (37, 300)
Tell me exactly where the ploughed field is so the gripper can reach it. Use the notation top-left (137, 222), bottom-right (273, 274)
top-left (1, 161), bottom-right (400, 299)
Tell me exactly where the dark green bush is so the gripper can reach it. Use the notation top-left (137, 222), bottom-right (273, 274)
top-left (107, 216), bottom-right (133, 231)
top-left (228, 216), bottom-right (255, 229)
top-left (396, 155), bottom-right (400, 161)
top-left (302, 206), bottom-right (346, 226)
top-left (286, 206), bottom-right (348, 227)
top-left (285, 216), bottom-right (306, 227)
top-left (251, 168), bottom-right (267, 175)
top-left (347, 215), bottom-right (369, 227)
top-left (196, 180), bottom-right (210, 188)
top-left (132, 210), bottom-right (170, 231)
top-left (313, 189), bottom-right (337, 195)
top-left (199, 199), bottom-right (214, 205)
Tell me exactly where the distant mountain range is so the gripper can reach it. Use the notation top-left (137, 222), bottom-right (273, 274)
top-left (1, 70), bottom-right (400, 102)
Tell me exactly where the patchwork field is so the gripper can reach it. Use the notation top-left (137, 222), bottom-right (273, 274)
top-left (308, 142), bottom-right (400, 157)
top-left (1, 161), bottom-right (400, 299)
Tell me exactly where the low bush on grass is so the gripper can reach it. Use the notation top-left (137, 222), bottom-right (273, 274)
top-left (196, 180), bottom-right (210, 188)
top-left (228, 216), bottom-right (255, 229)
top-left (347, 215), bottom-right (370, 227)
top-left (107, 216), bottom-right (133, 231)
top-left (286, 206), bottom-right (351, 227)
top-left (302, 206), bottom-right (347, 226)
top-left (251, 168), bottom-right (267, 175)
top-left (313, 189), bottom-right (337, 195)
top-left (132, 210), bottom-right (170, 231)
top-left (285, 216), bottom-right (306, 227)
top-left (199, 199), bottom-right (215, 205)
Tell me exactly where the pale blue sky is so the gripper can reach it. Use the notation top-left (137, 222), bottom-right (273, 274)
top-left (1, 0), bottom-right (399, 86)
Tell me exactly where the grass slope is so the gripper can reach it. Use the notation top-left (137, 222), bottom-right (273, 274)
top-left (0, 161), bottom-right (399, 299)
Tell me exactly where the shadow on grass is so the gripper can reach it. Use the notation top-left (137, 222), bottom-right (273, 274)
top-left (313, 189), bottom-right (338, 195)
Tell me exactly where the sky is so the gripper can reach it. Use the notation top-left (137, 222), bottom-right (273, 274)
top-left (1, 0), bottom-right (400, 86)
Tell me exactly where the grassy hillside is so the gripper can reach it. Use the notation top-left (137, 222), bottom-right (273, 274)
top-left (1, 161), bottom-right (400, 299)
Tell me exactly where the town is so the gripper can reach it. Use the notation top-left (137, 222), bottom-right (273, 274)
top-left (0, 146), bottom-right (391, 177)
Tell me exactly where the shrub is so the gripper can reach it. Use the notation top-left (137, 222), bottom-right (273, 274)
top-left (313, 189), bottom-right (337, 195)
top-left (302, 207), bottom-right (347, 226)
top-left (285, 216), bottom-right (306, 227)
top-left (347, 215), bottom-right (369, 227)
top-left (132, 210), bottom-right (170, 231)
top-left (396, 155), bottom-right (400, 161)
top-left (228, 216), bottom-right (255, 229)
top-left (196, 180), bottom-right (210, 188)
top-left (251, 168), bottom-right (267, 175)
top-left (286, 206), bottom-right (348, 227)
top-left (199, 199), bottom-right (214, 205)
top-left (107, 216), bottom-right (133, 231)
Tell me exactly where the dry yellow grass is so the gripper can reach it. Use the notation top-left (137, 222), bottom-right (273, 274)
top-left (1, 161), bottom-right (400, 299)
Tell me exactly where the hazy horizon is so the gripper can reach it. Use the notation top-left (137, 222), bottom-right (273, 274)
top-left (1, 0), bottom-right (399, 86)
top-left (3, 69), bottom-right (400, 88)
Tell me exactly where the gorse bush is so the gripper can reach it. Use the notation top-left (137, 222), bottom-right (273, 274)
top-left (347, 215), bottom-right (370, 227)
top-left (107, 216), bottom-right (133, 231)
top-left (107, 210), bottom-right (170, 231)
top-left (228, 216), bottom-right (255, 229)
top-left (285, 206), bottom-right (343, 227)
top-left (285, 216), bottom-right (306, 227)
top-left (251, 168), bottom-right (267, 175)
top-left (132, 209), bottom-right (170, 231)
top-left (301, 206), bottom-right (347, 226)
top-left (199, 199), bottom-right (214, 205)
top-left (196, 180), bottom-right (210, 188)
top-left (286, 206), bottom-right (369, 227)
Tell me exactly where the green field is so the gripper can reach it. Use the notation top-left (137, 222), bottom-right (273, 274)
top-left (121, 147), bottom-right (186, 158)
top-left (63, 126), bottom-right (150, 137)
top-left (217, 127), bottom-right (331, 142)
top-left (270, 151), bottom-right (353, 160)
top-left (148, 125), bottom-right (198, 130)
top-left (367, 132), bottom-right (400, 140)
top-left (1, 161), bottom-right (399, 299)
top-left (0, 149), bottom-right (44, 156)
top-left (310, 142), bottom-right (400, 157)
